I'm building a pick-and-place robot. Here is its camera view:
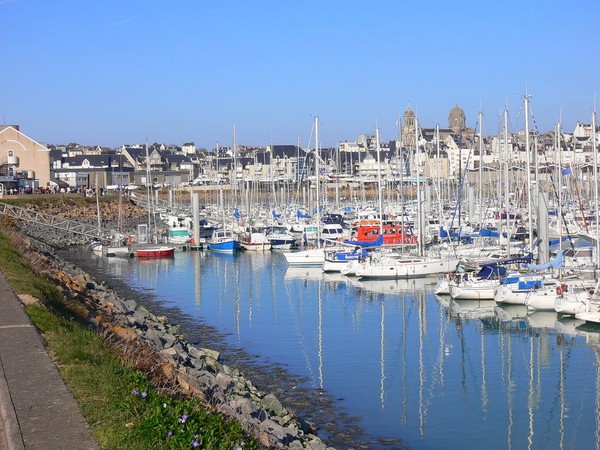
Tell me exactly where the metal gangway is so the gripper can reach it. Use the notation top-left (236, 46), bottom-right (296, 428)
top-left (129, 192), bottom-right (192, 218)
top-left (0, 201), bottom-right (108, 241)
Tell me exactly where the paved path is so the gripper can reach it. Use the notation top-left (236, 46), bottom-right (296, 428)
top-left (0, 271), bottom-right (97, 450)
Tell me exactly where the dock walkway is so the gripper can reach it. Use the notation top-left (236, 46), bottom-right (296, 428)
top-left (0, 271), bottom-right (97, 450)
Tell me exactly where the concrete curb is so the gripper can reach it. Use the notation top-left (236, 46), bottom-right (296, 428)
top-left (0, 345), bottom-right (25, 450)
top-left (0, 269), bottom-right (98, 450)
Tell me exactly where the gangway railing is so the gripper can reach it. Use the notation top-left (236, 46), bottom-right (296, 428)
top-left (0, 201), bottom-right (107, 240)
top-left (129, 193), bottom-right (192, 217)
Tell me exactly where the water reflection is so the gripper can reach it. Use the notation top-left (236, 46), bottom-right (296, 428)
top-left (62, 249), bottom-right (600, 450)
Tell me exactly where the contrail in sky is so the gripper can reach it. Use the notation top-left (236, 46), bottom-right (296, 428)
top-left (90, 17), bottom-right (136, 37)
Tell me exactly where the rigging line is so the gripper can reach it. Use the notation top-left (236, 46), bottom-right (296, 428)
top-left (448, 119), bottom-right (479, 235)
top-left (293, 121), bottom-right (315, 203)
top-left (421, 141), bottom-right (450, 246)
top-left (537, 128), bottom-right (577, 253)
top-left (530, 111), bottom-right (572, 246)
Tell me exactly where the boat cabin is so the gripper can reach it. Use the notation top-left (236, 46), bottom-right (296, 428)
top-left (349, 221), bottom-right (418, 246)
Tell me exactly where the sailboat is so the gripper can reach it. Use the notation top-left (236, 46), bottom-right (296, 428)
top-left (132, 142), bottom-right (175, 258)
top-left (284, 116), bottom-right (327, 266)
top-left (353, 117), bottom-right (460, 279)
top-left (101, 154), bottom-right (133, 257)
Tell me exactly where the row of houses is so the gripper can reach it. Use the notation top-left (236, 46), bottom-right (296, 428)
top-left (1, 113), bottom-right (599, 193)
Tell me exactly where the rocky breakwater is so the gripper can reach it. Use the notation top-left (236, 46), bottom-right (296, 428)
top-left (46, 255), bottom-right (333, 450)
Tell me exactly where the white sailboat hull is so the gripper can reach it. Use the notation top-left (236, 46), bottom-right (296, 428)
top-left (356, 257), bottom-right (460, 280)
top-left (283, 248), bottom-right (325, 266)
top-left (449, 280), bottom-right (498, 300)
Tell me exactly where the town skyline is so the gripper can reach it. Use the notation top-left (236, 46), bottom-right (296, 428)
top-left (36, 105), bottom-right (597, 152)
top-left (2, 1), bottom-right (599, 149)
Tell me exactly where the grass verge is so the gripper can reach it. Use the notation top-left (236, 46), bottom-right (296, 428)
top-left (0, 227), bottom-right (261, 450)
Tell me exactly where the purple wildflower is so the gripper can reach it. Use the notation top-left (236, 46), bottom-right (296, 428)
top-left (179, 414), bottom-right (188, 423)
top-left (141, 391), bottom-right (148, 398)
top-left (131, 389), bottom-right (139, 395)
top-left (192, 440), bottom-right (200, 448)
top-left (167, 430), bottom-right (173, 437)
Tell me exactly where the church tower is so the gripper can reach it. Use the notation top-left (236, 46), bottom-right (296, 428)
top-left (448, 106), bottom-right (466, 132)
top-left (403, 106), bottom-right (416, 147)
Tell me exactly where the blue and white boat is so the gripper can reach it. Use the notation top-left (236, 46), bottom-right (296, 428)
top-left (264, 225), bottom-right (297, 250)
top-left (322, 246), bottom-right (369, 273)
top-left (207, 229), bottom-right (240, 253)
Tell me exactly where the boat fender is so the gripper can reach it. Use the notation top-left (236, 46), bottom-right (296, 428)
top-left (556, 284), bottom-right (567, 295)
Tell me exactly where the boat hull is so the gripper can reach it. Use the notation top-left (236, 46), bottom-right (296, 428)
top-left (283, 248), bottom-right (325, 266)
top-left (102, 245), bottom-right (131, 257)
top-left (208, 240), bottom-right (240, 253)
top-left (356, 257), bottom-right (460, 280)
top-left (135, 245), bottom-right (175, 258)
top-left (449, 284), bottom-right (496, 300)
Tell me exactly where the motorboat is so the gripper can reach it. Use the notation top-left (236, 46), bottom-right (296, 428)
top-left (207, 229), bottom-right (240, 253)
top-left (239, 228), bottom-right (271, 251)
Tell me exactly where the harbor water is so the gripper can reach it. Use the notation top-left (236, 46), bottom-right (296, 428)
top-left (61, 248), bottom-right (600, 450)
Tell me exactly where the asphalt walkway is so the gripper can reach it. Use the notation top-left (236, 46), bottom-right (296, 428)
top-left (0, 270), bottom-right (97, 450)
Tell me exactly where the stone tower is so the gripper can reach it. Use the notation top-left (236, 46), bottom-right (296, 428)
top-left (403, 106), bottom-right (416, 147)
top-left (448, 105), bottom-right (466, 132)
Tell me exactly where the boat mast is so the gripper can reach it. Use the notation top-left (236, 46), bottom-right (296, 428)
top-left (145, 139), bottom-right (152, 242)
top-left (315, 116), bottom-right (321, 248)
top-left (478, 111), bottom-right (483, 233)
top-left (557, 122), bottom-right (564, 282)
top-left (397, 116), bottom-right (401, 203)
top-left (376, 126), bottom-right (384, 236)
top-left (415, 116), bottom-right (423, 256)
top-left (95, 173), bottom-right (101, 237)
top-left (270, 137), bottom-right (275, 210)
top-left (233, 124), bottom-right (238, 210)
top-left (436, 123), bottom-right (441, 219)
top-left (592, 109), bottom-right (599, 269)
top-left (398, 117), bottom-right (405, 246)
top-left (524, 94), bottom-right (534, 255)
top-left (217, 142), bottom-right (224, 213)
top-left (503, 107), bottom-right (510, 257)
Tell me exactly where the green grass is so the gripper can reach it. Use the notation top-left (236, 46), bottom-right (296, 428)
top-left (0, 232), bottom-right (62, 300)
top-left (0, 229), bottom-right (261, 450)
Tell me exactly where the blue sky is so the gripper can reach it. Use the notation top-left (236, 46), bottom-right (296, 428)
top-left (1, 0), bottom-right (599, 149)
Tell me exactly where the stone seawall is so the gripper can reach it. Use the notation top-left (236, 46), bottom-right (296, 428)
top-left (0, 197), bottom-right (335, 449)
top-left (34, 249), bottom-right (333, 449)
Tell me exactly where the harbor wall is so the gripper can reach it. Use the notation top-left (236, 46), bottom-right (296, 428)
top-left (0, 201), bottom-right (334, 449)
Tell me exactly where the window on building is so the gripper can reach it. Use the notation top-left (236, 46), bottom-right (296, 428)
top-left (8, 150), bottom-right (13, 157)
